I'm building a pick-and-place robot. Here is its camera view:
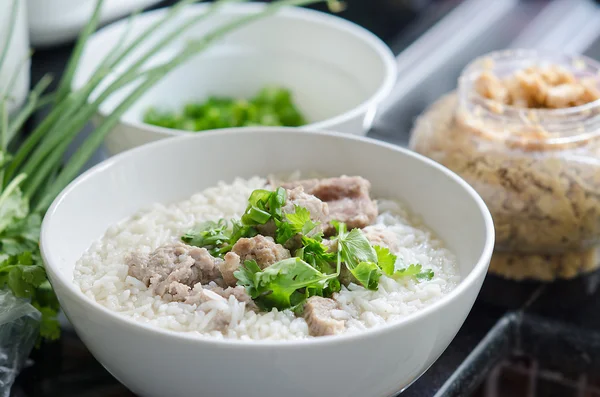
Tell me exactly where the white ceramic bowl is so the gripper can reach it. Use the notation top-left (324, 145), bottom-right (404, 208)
top-left (27, 0), bottom-right (163, 47)
top-left (41, 128), bottom-right (493, 397)
top-left (73, 3), bottom-right (397, 155)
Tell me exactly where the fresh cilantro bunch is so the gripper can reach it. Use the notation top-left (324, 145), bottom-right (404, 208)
top-left (183, 187), bottom-right (435, 312)
top-left (0, 178), bottom-right (60, 340)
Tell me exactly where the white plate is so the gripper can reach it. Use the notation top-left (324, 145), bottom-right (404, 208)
top-left (27, 0), bottom-right (163, 47)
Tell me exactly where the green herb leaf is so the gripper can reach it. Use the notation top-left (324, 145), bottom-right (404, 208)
top-left (334, 222), bottom-right (382, 290)
top-left (0, 176), bottom-right (28, 234)
top-left (182, 218), bottom-right (259, 257)
top-left (350, 261), bottom-right (381, 291)
top-left (275, 205), bottom-right (319, 244)
top-left (1, 252), bottom-right (47, 299)
top-left (274, 220), bottom-right (295, 245)
top-left (35, 281), bottom-right (61, 312)
top-left (392, 264), bottom-right (434, 281)
top-left (337, 228), bottom-right (377, 269)
top-left (20, 265), bottom-right (47, 287)
top-left (300, 236), bottom-right (335, 273)
top-left (182, 219), bottom-right (230, 253)
top-left (235, 257), bottom-right (337, 311)
top-left (241, 188), bottom-right (287, 226)
top-left (233, 259), bottom-right (262, 298)
top-left (374, 245), bottom-right (397, 276)
top-left (230, 219), bottom-right (258, 244)
top-left (33, 304), bottom-right (61, 341)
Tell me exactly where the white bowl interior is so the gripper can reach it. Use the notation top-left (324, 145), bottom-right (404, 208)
top-left (74, 4), bottom-right (396, 128)
top-left (44, 129), bottom-right (491, 291)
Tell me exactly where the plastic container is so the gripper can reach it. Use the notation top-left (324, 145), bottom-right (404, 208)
top-left (410, 49), bottom-right (600, 284)
top-left (0, 290), bottom-right (40, 397)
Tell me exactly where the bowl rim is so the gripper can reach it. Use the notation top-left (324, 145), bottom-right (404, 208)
top-left (74, 2), bottom-right (398, 135)
top-left (40, 127), bottom-right (495, 348)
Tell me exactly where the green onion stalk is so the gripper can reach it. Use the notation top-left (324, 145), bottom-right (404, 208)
top-left (0, 0), bottom-right (345, 341)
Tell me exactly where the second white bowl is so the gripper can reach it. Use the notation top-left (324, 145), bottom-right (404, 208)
top-left (73, 3), bottom-right (398, 155)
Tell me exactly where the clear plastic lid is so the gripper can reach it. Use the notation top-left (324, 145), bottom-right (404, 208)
top-left (456, 49), bottom-right (600, 149)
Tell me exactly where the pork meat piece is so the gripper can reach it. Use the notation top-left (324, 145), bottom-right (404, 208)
top-left (303, 296), bottom-right (345, 337)
top-left (231, 235), bottom-right (291, 270)
top-left (282, 176), bottom-right (378, 234)
top-left (126, 242), bottom-right (223, 301)
top-left (283, 186), bottom-right (329, 224)
top-left (220, 251), bottom-right (242, 287)
top-left (257, 187), bottom-right (329, 239)
top-left (361, 225), bottom-right (399, 253)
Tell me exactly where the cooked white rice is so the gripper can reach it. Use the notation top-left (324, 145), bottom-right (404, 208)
top-left (74, 177), bottom-right (460, 340)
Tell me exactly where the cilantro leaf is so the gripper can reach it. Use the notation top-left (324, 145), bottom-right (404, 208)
top-left (350, 261), bottom-right (381, 290)
top-left (274, 220), bottom-right (295, 245)
top-left (338, 229), bottom-right (377, 268)
top-left (392, 264), bottom-right (434, 281)
top-left (20, 264), bottom-right (47, 287)
top-left (1, 252), bottom-right (47, 299)
top-left (241, 188), bottom-right (286, 226)
top-left (235, 257), bottom-right (337, 310)
top-left (286, 206), bottom-right (317, 236)
top-left (182, 219), bottom-right (231, 255)
top-left (0, 248), bottom-right (61, 343)
top-left (335, 224), bottom-right (380, 289)
top-left (374, 245), bottom-right (397, 276)
top-left (299, 236), bottom-right (335, 273)
top-left (35, 281), bottom-right (61, 312)
top-left (182, 219), bottom-right (258, 257)
top-left (0, 182), bottom-right (28, 235)
top-left (233, 259), bottom-right (262, 297)
top-left (8, 269), bottom-right (35, 298)
top-left (323, 277), bottom-right (341, 296)
top-left (274, 202), bottom-right (321, 245)
top-left (415, 269), bottom-right (435, 281)
top-left (2, 213), bottom-right (41, 246)
top-left (230, 219), bottom-right (258, 243)
top-left (32, 304), bottom-right (61, 341)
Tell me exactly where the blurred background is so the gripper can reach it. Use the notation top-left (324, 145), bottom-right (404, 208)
top-left (27, 0), bottom-right (600, 148)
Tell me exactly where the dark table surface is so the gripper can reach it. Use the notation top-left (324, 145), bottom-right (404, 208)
top-left (14, 1), bottom-right (600, 396)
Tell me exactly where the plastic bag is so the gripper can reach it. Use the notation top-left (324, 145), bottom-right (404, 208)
top-left (0, 288), bottom-right (40, 397)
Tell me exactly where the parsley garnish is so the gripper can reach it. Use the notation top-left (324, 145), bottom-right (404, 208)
top-left (0, 178), bottom-right (59, 342)
top-left (182, 187), bottom-right (435, 311)
top-left (275, 206), bottom-right (319, 244)
top-left (391, 264), bottom-right (435, 281)
top-left (333, 221), bottom-right (381, 290)
top-left (374, 245), bottom-right (396, 275)
top-left (234, 258), bottom-right (338, 311)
